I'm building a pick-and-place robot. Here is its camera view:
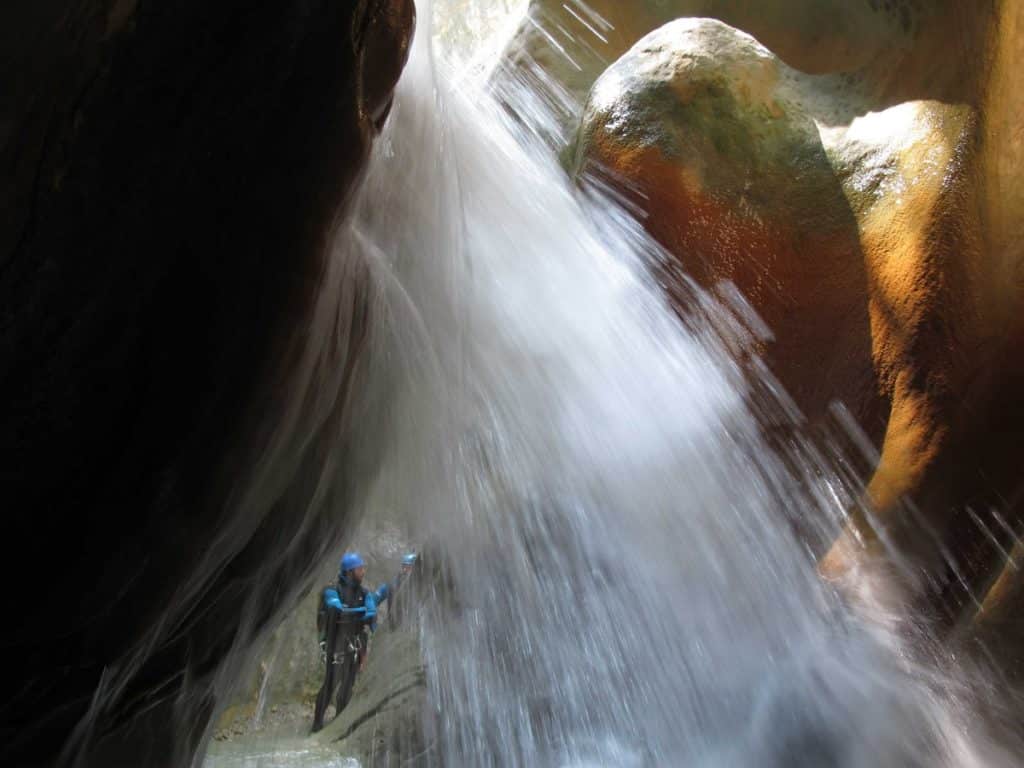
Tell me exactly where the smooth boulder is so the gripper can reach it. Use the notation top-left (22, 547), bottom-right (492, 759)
top-left (571, 16), bottom-right (1024, 627)
top-left (572, 19), bottom-right (882, 434)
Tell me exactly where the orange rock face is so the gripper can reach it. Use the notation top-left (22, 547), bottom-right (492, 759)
top-left (572, 13), bottom-right (1024, 623)
top-left (573, 22), bottom-right (884, 438)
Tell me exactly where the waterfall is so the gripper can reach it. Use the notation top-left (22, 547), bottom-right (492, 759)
top-left (201, 2), bottom-right (1018, 766)
top-left (326, 2), bottom-right (1014, 766)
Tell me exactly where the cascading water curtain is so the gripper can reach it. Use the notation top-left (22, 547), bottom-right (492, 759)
top-left (337, 2), bottom-right (1020, 766)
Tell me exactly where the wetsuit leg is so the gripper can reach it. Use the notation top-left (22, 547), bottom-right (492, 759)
top-left (312, 668), bottom-right (334, 731)
top-left (334, 641), bottom-right (360, 715)
top-left (312, 609), bottom-right (340, 732)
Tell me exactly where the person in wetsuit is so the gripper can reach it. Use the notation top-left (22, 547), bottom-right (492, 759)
top-left (311, 551), bottom-right (415, 732)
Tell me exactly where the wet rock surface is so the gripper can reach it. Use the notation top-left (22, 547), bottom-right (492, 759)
top-left (568, 5), bottom-right (1023, 672)
top-left (572, 19), bottom-right (882, 434)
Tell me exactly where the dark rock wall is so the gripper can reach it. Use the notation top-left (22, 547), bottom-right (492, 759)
top-left (0, 1), bottom-right (412, 765)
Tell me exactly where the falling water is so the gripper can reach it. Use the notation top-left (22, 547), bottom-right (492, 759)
top-left (212, 1), bottom-right (1017, 765)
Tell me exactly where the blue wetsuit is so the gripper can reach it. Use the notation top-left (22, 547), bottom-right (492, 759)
top-left (312, 574), bottom-right (394, 730)
top-left (321, 577), bottom-right (391, 635)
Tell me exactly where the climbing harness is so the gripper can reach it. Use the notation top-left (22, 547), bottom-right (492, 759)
top-left (321, 632), bottom-right (364, 666)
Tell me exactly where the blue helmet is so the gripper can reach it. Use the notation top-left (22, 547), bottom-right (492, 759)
top-left (402, 553), bottom-right (418, 566)
top-left (340, 551), bottom-right (366, 574)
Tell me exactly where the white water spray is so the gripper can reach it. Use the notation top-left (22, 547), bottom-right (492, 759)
top-left (205, 2), bottom-right (1017, 765)
top-left (327, 2), bottom-right (1014, 765)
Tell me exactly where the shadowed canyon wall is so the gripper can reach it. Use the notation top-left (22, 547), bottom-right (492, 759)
top-left (0, 1), bottom-right (413, 765)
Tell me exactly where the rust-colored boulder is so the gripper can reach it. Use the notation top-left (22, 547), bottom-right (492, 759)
top-left (571, 14), bottom-right (1024, 625)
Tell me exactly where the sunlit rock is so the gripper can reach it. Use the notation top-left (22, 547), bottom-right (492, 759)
top-left (571, 15), bottom-right (1024, 631)
top-left (573, 18), bottom-right (885, 440)
top-left (494, 0), bottom-right (974, 143)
